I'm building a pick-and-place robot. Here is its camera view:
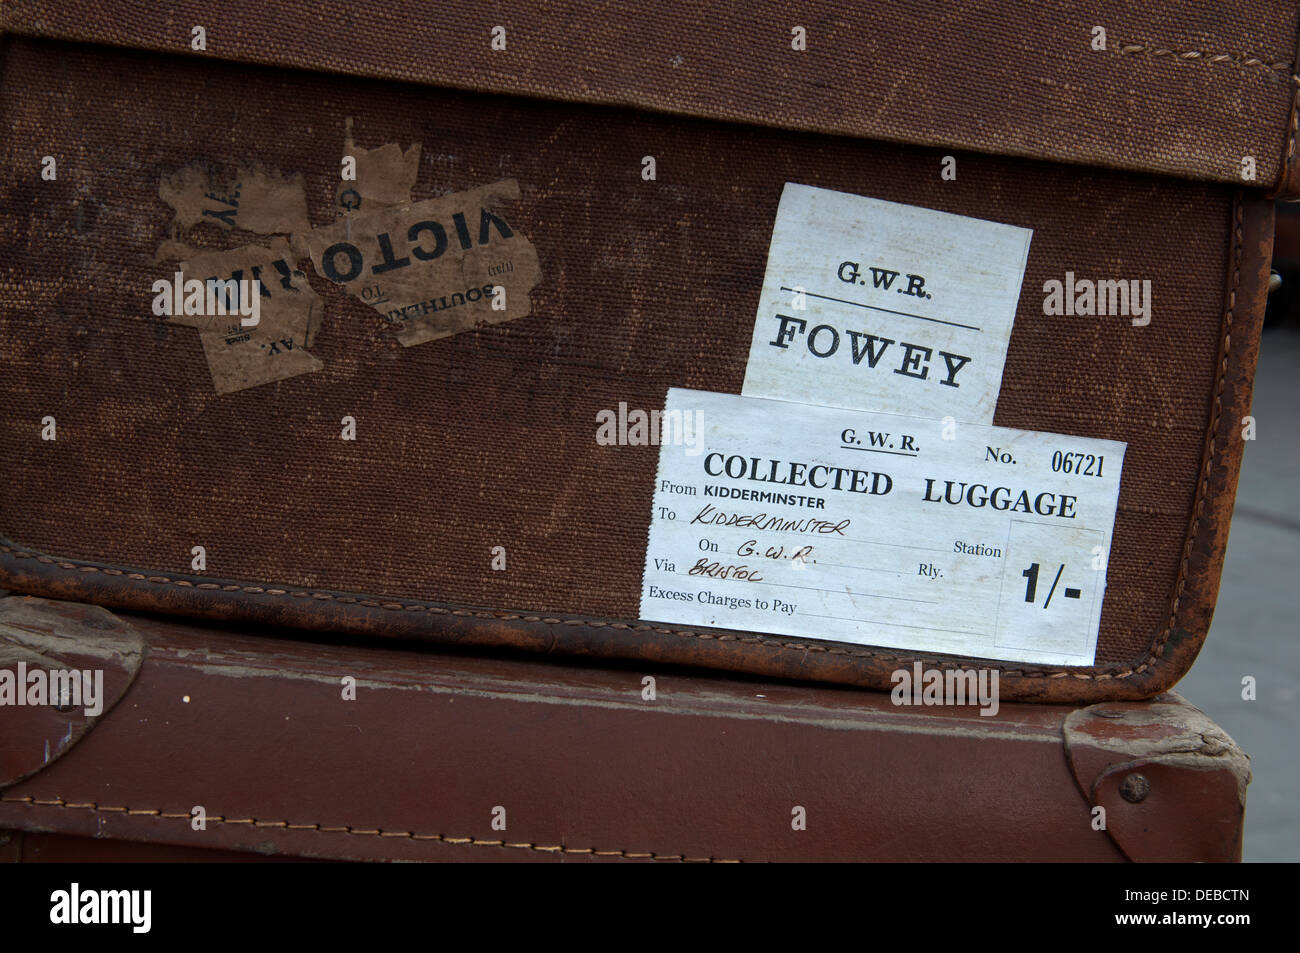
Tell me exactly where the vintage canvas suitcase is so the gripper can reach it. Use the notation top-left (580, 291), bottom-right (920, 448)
top-left (0, 2), bottom-right (1292, 703)
top-left (0, 595), bottom-right (1251, 862)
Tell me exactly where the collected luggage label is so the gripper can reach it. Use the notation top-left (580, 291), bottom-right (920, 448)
top-left (742, 183), bottom-right (1032, 425)
top-left (641, 389), bottom-right (1126, 666)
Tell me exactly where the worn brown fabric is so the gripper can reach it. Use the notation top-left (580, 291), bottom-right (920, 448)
top-left (0, 33), bottom-right (1272, 700)
top-left (2, 0), bottom-right (1298, 194)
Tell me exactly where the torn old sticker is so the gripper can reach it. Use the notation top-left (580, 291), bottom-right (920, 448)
top-left (336, 119), bottom-right (421, 219)
top-left (164, 238), bottom-right (323, 394)
top-left (159, 163), bottom-right (311, 236)
top-left (302, 178), bottom-right (541, 348)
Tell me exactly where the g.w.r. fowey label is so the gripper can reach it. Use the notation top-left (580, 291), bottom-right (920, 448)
top-left (742, 184), bottom-right (1032, 424)
top-left (641, 389), bottom-right (1125, 666)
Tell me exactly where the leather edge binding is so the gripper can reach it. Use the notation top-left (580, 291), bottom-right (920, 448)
top-left (1116, 193), bottom-right (1272, 699)
top-left (0, 537), bottom-right (1178, 702)
top-left (1268, 9), bottom-right (1300, 198)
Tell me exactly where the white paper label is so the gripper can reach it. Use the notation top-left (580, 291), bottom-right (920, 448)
top-left (741, 183), bottom-right (1032, 424)
top-left (641, 389), bottom-right (1126, 666)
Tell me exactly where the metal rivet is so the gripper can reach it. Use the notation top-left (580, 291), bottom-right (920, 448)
top-left (1119, 773), bottom-right (1150, 803)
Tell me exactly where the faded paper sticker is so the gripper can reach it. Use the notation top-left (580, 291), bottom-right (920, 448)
top-left (742, 183), bottom-right (1032, 424)
top-left (336, 119), bottom-right (421, 220)
top-left (303, 178), bottom-right (541, 347)
top-left (159, 163), bottom-right (311, 236)
top-left (166, 238), bottom-right (323, 394)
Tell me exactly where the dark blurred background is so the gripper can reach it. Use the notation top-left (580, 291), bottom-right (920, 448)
top-left (1264, 202), bottom-right (1300, 332)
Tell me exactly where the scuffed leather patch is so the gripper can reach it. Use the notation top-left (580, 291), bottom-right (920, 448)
top-left (0, 597), bottom-right (145, 788)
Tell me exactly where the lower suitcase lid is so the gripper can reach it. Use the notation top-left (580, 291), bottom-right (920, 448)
top-left (0, 599), bottom-right (1249, 863)
top-left (0, 37), bottom-right (1271, 699)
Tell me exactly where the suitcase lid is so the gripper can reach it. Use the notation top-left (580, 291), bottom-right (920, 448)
top-left (4, 0), bottom-right (1300, 195)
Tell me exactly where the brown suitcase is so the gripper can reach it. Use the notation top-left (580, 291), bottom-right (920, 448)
top-left (0, 2), bottom-right (1289, 701)
top-left (0, 594), bottom-right (1251, 863)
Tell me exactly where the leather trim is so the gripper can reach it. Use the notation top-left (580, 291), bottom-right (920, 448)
top-left (1269, 9), bottom-right (1300, 198)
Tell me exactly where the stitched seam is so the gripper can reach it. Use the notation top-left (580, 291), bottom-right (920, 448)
top-left (1116, 42), bottom-right (1300, 84)
top-left (0, 539), bottom-right (1073, 675)
top-left (0, 795), bottom-right (732, 862)
top-left (0, 541), bottom-right (1025, 669)
top-left (0, 214), bottom-right (1245, 686)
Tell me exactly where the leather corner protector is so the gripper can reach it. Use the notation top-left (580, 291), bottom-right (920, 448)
top-left (1062, 693), bottom-right (1250, 862)
top-left (0, 596), bottom-right (145, 788)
